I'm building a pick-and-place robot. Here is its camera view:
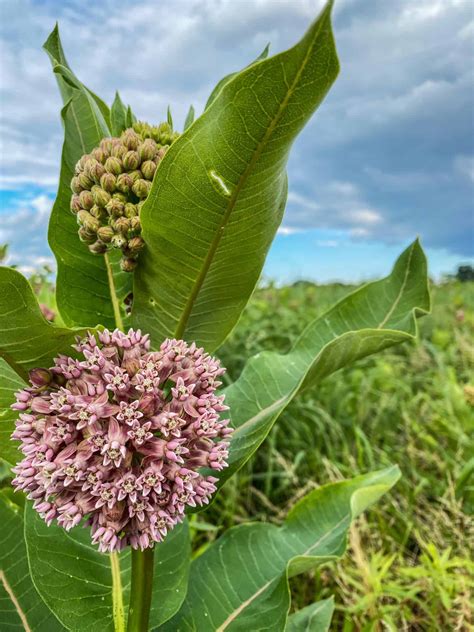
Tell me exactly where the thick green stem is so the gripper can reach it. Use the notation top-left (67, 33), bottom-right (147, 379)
top-left (127, 548), bottom-right (155, 632)
top-left (104, 252), bottom-right (124, 331)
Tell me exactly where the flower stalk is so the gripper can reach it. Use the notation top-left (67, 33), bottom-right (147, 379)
top-left (127, 547), bottom-right (155, 632)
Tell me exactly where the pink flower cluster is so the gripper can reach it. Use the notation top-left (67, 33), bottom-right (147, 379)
top-left (11, 329), bottom-right (232, 552)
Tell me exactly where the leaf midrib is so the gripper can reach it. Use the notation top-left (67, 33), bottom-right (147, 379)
top-left (0, 569), bottom-right (32, 632)
top-left (173, 16), bottom-right (326, 340)
top-left (215, 513), bottom-right (346, 631)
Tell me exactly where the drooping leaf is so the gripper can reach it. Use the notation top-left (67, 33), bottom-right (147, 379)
top-left (24, 505), bottom-right (191, 632)
top-left (205, 42), bottom-right (270, 110)
top-left (205, 240), bottom-right (430, 495)
top-left (132, 1), bottom-right (339, 351)
top-left (0, 358), bottom-right (25, 467)
top-left (286, 598), bottom-right (334, 631)
top-left (44, 26), bottom-right (131, 329)
top-left (183, 105), bottom-right (195, 131)
top-left (0, 493), bottom-right (65, 631)
top-left (0, 267), bottom-right (91, 379)
top-left (164, 467), bottom-right (400, 631)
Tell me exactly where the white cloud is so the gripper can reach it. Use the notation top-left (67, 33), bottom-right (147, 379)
top-left (346, 208), bottom-right (382, 225)
top-left (0, 0), bottom-right (471, 260)
top-left (454, 155), bottom-right (474, 183)
top-left (277, 226), bottom-right (303, 236)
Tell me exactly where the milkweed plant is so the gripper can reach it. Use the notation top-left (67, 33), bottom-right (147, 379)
top-left (0, 2), bottom-right (430, 631)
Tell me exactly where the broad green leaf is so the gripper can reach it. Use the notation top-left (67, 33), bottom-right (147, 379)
top-left (44, 26), bottom-right (131, 329)
top-left (0, 493), bottom-right (64, 631)
top-left (183, 105), bottom-right (195, 131)
top-left (25, 504), bottom-right (129, 632)
top-left (205, 240), bottom-right (430, 495)
top-left (132, 1), bottom-right (339, 351)
top-left (164, 467), bottom-right (400, 631)
top-left (111, 91), bottom-right (129, 136)
top-left (150, 520), bottom-right (191, 630)
top-left (0, 267), bottom-right (90, 378)
top-left (205, 43), bottom-right (270, 110)
top-left (286, 598), bottom-right (334, 631)
top-left (0, 358), bottom-right (24, 466)
top-left (24, 506), bottom-right (190, 632)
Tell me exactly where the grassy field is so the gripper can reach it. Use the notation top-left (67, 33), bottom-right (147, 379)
top-left (198, 279), bottom-right (474, 631)
top-left (5, 271), bottom-right (474, 630)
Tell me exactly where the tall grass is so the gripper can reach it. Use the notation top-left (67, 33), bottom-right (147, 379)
top-left (202, 280), bottom-right (474, 631)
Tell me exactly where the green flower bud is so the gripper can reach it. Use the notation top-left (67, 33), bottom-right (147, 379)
top-left (77, 172), bottom-right (94, 190)
top-left (104, 156), bottom-right (123, 175)
top-left (156, 146), bottom-right (169, 162)
top-left (91, 147), bottom-right (107, 163)
top-left (85, 159), bottom-right (106, 183)
top-left (124, 203), bottom-right (138, 218)
top-left (127, 236), bottom-right (145, 254)
top-left (128, 170), bottom-right (142, 184)
top-left (116, 173), bottom-right (133, 194)
top-left (113, 217), bottom-right (130, 235)
top-left (79, 190), bottom-right (94, 210)
top-left (100, 138), bottom-right (113, 154)
top-left (105, 197), bottom-right (125, 218)
top-left (100, 172), bottom-right (116, 193)
top-left (84, 215), bottom-right (100, 233)
top-left (90, 204), bottom-right (107, 221)
top-left (112, 234), bottom-right (127, 249)
top-left (89, 240), bottom-right (108, 255)
top-left (71, 176), bottom-right (83, 194)
top-left (138, 139), bottom-right (157, 162)
top-left (120, 257), bottom-right (138, 272)
top-left (111, 142), bottom-right (128, 160)
top-left (130, 216), bottom-right (141, 234)
top-left (133, 121), bottom-right (153, 137)
top-left (141, 160), bottom-right (156, 180)
top-left (77, 210), bottom-right (99, 233)
top-left (70, 194), bottom-right (82, 213)
top-left (91, 185), bottom-right (111, 208)
top-left (121, 129), bottom-right (141, 150)
top-left (123, 150), bottom-right (140, 171)
top-left (76, 154), bottom-right (90, 173)
top-left (78, 226), bottom-right (97, 244)
top-left (97, 225), bottom-right (115, 243)
top-left (74, 123), bottom-right (176, 265)
top-left (132, 178), bottom-right (152, 199)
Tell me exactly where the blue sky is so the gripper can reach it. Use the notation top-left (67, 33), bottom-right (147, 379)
top-left (0, 0), bottom-right (472, 281)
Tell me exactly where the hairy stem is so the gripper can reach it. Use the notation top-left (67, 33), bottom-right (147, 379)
top-left (104, 252), bottom-right (124, 331)
top-left (127, 548), bottom-right (155, 632)
top-left (110, 552), bottom-right (125, 632)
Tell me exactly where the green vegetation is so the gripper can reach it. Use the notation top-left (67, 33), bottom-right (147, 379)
top-left (6, 275), bottom-right (473, 630)
top-left (201, 279), bottom-right (473, 631)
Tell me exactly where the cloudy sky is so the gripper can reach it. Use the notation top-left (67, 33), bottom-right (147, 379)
top-left (0, 0), bottom-right (472, 281)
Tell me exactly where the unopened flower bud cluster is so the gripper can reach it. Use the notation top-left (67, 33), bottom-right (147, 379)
top-left (70, 122), bottom-right (179, 272)
top-left (11, 329), bottom-right (232, 552)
